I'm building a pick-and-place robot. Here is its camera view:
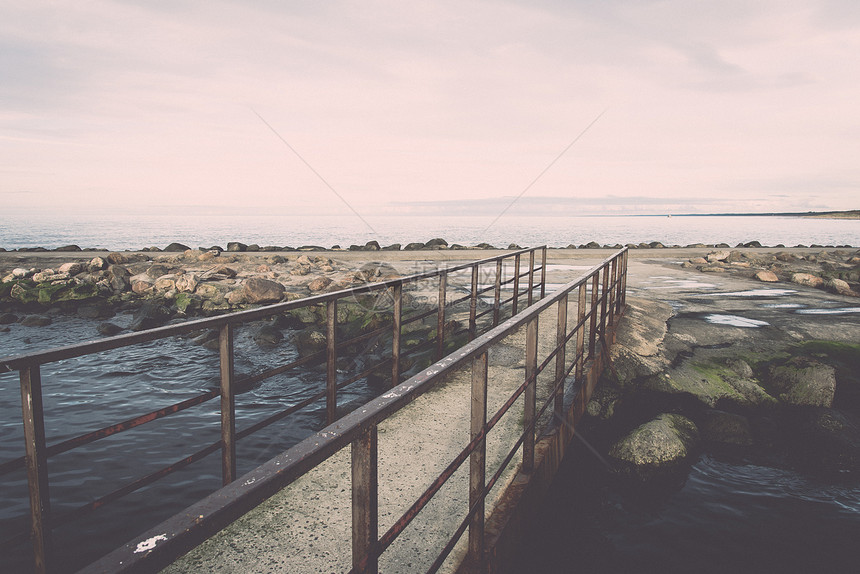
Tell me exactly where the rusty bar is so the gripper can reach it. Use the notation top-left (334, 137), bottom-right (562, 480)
top-left (352, 425), bottom-right (378, 574)
top-left (600, 264), bottom-right (610, 345)
top-left (609, 257), bottom-right (618, 326)
top-left (589, 273), bottom-right (599, 358)
top-left (527, 249), bottom-right (535, 306)
top-left (20, 364), bottom-right (51, 574)
top-left (219, 324), bottom-right (236, 486)
top-left (493, 259), bottom-right (503, 326)
top-left (554, 294), bottom-right (568, 422)
top-left (468, 351), bottom-right (488, 564)
top-left (391, 283), bottom-right (403, 385)
top-left (327, 299), bottom-right (338, 425)
top-left (469, 264), bottom-right (479, 340)
top-left (523, 317), bottom-right (538, 472)
top-left (512, 253), bottom-right (521, 316)
top-left (576, 283), bottom-right (587, 384)
top-left (437, 271), bottom-right (447, 361)
top-left (619, 249), bottom-right (628, 311)
top-left (540, 246), bottom-right (547, 299)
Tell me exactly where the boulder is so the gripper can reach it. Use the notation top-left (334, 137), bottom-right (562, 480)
top-left (825, 278), bottom-right (857, 297)
top-left (243, 277), bottom-right (285, 304)
top-left (364, 240), bottom-right (381, 251)
top-left (403, 242), bottom-right (426, 251)
top-left (425, 238), bottom-right (448, 249)
top-left (796, 408), bottom-right (860, 474)
top-left (226, 242), bottom-right (247, 252)
top-left (307, 276), bottom-right (333, 292)
top-left (766, 356), bottom-right (836, 407)
top-left (129, 302), bottom-right (171, 331)
top-left (88, 257), bottom-right (107, 272)
top-left (0, 312), bottom-right (19, 324)
top-left (706, 250), bottom-right (731, 262)
top-left (106, 265), bottom-right (131, 292)
top-left (97, 322), bottom-right (123, 336)
top-left (698, 410), bottom-right (753, 446)
top-left (755, 270), bottom-right (779, 282)
top-left (608, 414), bottom-right (699, 480)
top-left (163, 242), bottom-right (191, 252)
top-left (130, 274), bottom-right (155, 294)
top-left (21, 315), bottom-right (52, 327)
top-left (791, 273), bottom-right (824, 288)
top-left (175, 273), bottom-right (199, 293)
top-left (106, 252), bottom-right (128, 265)
top-left (253, 324), bottom-right (284, 347)
top-left (294, 328), bottom-right (327, 359)
top-left (55, 244), bottom-right (82, 252)
top-left (58, 262), bottom-right (83, 275)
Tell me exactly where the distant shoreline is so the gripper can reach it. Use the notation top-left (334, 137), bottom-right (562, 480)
top-left (663, 210), bottom-right (860, 219)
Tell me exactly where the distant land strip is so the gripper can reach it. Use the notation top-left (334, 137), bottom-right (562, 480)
top-left (668, 210), bottom-right (860, 219)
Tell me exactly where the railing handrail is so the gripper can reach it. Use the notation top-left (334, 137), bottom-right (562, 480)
top-left (78, 247), bottom-right (628, 574)
top-left (0, 246), bottom-right (543, 370)
top-left (2, 246), bottom-right (550, 574)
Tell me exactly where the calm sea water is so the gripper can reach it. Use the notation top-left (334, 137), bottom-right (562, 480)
top-left (1, 213), bottom-right (858, 250)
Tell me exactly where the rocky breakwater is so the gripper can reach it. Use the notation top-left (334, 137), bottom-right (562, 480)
top-left (583, 297), bottom-right (860, 485)
top-left (682, 248), bottom-right (860, 298)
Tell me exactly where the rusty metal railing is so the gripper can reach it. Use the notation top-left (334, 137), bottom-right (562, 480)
top-left (0, 246), bottom-right (547, 574)
top-left (78, 247), bottom-right (627, 574)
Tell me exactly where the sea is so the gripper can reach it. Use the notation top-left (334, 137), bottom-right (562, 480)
top-left (1, 212), bottom-right (859, 572)
top-left (1, 212), bottom-right (859, 251)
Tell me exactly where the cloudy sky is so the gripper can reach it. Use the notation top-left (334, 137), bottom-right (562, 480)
top-left (2, 0), bottom-right (859, 216)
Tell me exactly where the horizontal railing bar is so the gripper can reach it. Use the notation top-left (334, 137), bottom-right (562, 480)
top-left (236, 388), bottom-right (327, 441)
top-left (52, 440), bottom-right (222, 529)
top-left (1, 247), bottom-right (545, 369)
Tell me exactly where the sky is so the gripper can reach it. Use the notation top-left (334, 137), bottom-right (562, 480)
top-left (2, 0), bottom-right (859, 216)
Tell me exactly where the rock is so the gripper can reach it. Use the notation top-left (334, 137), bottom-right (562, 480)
top-left (175, 273), bottom-right (199, 293)
top-left (78, 303), bottom-right (115, 319)
top-left (825, 278), bottom-right (857, 297)
top-left (163, 242), bottom-right (191, 252)
top-left (699, 410), bottom-right (753, 446)
top-left (425, 238), bottom-right (448, 249)
top-left (364, 241), bottom-right (381, 251)
top-left (726, 358), bottom-right (754, 379)
top-left (58, 262), bottom-right (83, 275)
top-left (225, 289), bottom-right (245, 305)
top-left (88, 257), bottom-right (107, 272)
top-left (97, 322), bottom-right (123, 336)
top-left (403, 242), bottom-right (426, 251)
top-left (242, 277), bottom-right (285, 304)
top-left (649, 241), bottom-right (666, 249)
top-left (129, 302), bottom-right (171, 331)
top-left (689, 257), bottom-right (708, 265)
top-left (796, 408), bottom-right (860, 474)
top-left (226, 242), bottom-right (247, 252)
top-left (55, 244), bottom-right (82, 252)
top-left (0, 313), bottom-right (18, 324)
top-left (791, 273), bottom-right (824, 288)
top-left (106, 252), bottom-right (128, 264)
top-left (294, 328), bottom-right (327, 359)
top-left (766, 356), bottom-right (836, 407)
top-left (584, 241), bottom-right (601, 249)
top-left (755, 270), bottom-right (779, 282)
top-left (106, 265), bottom-right (131, 292)
top-left (706, 250), bottom-right (731, 262)
top-left (382, 244), bottom-right (401, 251)
top-left (253, 324), bottom-right (284, 347)
top-left (608, 414), bottom-right (699, 480)
top-left (200, 265), bottom-right (237, 280)
top-left (644, 361), bottom-right (776, 409)
top-left (174, 292), bottom-right (202, 314)
top-left (146, 264), bottom-right (174, 278)
top-left (21, 315), bottom-right (52, 327)
top-left (308, 276), bottom-right (334, 292)
top-left (130, 274), bottom-right (155, 294)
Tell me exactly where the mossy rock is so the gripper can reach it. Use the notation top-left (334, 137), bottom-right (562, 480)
top-left (765, 356), bottom-right (836, 407)
top-left (608, 413), bottom-right (699, 481)
top-left (643, 361), bottom-right (776, 409)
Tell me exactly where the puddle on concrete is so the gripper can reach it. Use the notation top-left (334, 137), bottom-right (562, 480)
top-left (692, 288), bottom-right (797, 298)
top-left (795, 307), bottom-right (860, 315)
top-left (703, 314), bottom-right (770, 327)
top-left (761, 303), bottom-right (805, 309)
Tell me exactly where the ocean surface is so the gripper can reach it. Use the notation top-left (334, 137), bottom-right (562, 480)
top-left (1, 213), bottom-right (858, 251)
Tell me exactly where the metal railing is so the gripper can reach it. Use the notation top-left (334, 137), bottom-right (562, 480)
top-left (0, 246), bottom-right (547, 574)
top-left (78, 247), bottom-right (628, 574)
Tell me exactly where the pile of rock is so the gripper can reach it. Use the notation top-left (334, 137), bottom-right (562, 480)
top-left (683, 249), bottom-right (860, 297)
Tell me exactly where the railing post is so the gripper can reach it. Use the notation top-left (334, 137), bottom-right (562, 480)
top-left (512, 253), bottom-right (521, 316)
top-left (326, 300), bottom-right (338, 425)
top-left (468, 351), bottom-right (488, 565)
top-left (391, 283), bottom-right (402, 385)
top-left (436, 271), bottom-right (447, 361)
top-left (540, 246), bottom-right (547, 299)
top-left (527, 250), bottom-right (535, 306)
top-left (469, 264), bottom-right (479, 340)
top-left (523, 317), bottom-right (538, 472)
top-left (554, 294), bottom-right (568, 422)
top-left (493, 259), bottom-right (502, 326)
top-left (576, 284), bottom-right (587, 384)
top-left (618, 250), bottom-right (628, 312)
top-left (600, 265), bottom-right (609, 345)
top-left (219, 324), bottom-right (237, 485)
top-left (20, 364), bottom-right (51, 574)
top-left (608, 258), bottom-right (618, 327)
top-left (352, 425), bottom-right (379, 574)
top-left (588, 273), bottom-right (599, 358)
